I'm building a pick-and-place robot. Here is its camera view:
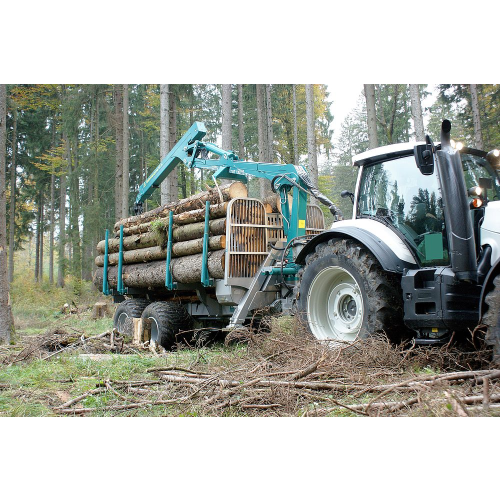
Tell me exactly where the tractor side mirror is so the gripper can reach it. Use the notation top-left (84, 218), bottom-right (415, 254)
top-left (414, 141), bottom-right (434, 176)
top-left (341, 190), bottom-right (354, 204)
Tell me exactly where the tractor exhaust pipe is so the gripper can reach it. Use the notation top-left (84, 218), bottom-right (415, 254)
top-left (436, 120), bottom-right (477, 281)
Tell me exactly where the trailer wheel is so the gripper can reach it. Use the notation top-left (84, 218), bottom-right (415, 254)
top-left (141, 302), bottom-right (193, 349)
top-left (113, 299), bottom-right (150, 335)
top-left (483, 274), bottom-right (500, 365)
top-left (297, 238), bottom-right (403, 343)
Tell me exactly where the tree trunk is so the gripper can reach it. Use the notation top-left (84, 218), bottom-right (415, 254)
top-left (8, 108), bottom-right (16, 283)
top-left (39, 193), bottom-right (44, 282)
top-left (70, 136), bottom-right (81, 282)
top-left (257, 84), bottom-right (272, 198)
top-left (93, 249), bottom-right (225, 288)
top-left (0, 84), bottom-right (13, 344)
top-left (222, 84), bottom-right (232, 151)
top-left (57, 168), bottom-right (66, 288)
top-left (293, 84), bottom-right (299, 165)
top-left (95, 235), bottom-right (226, 266)
top-left (166, 88), bottom-right (179, 203)
top-left (122, 83), bottom-right (129, 218)
top-left (469, 84), bottom-right (484, 150)
top-left (119, 202), bottom-right (228, 237)
top-left (238, 84), bottom-right (245, 158)
top-left (113, 182), bottom-right (246, 231)
top-left (265, 84), bottom-right (274, 162)
top-left (34, 192), bottom-right (41, 282)
top-left (364, 84), bottom-right (378, 149)
top-left (49, 172), bottom-right (55, 284)
top-left (305, 84), bottom-right (318, 202)
top-left (114, 85), bottom-right (123, 220)
top-left (160, 84), bottom-right (170, 205)
top-left (409, 84), bottom-right (425, 142)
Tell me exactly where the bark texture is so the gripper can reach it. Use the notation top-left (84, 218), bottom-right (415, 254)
top-left (305, 84), bottom-right (318, 202)
top-left (122, 84), bottom-right (129, 218)
top-left (409, 84), bottom-right (425, 142)
top-left (238, 84), bottom-right (245, 158)
top-left (8, 108), bottom-right (16, 283)
top-left (93, 249), bottom-right (225, 288)
top-left (0, 84), bottom-right (12, 343)
top-left (222, 84), bottom-right (232, 151)
top-left (118, 202), bottom-right (228, 236)
top-left (114, 85), bottom-right (123, 220)
top-left (469, 84), bottom-right (484, 150)
top-left (364, 84), bottom-right (378, 149)
top-left (113, 182), bottom-right (246, 231)
top-left (95, 235), bottom-right (225, 266)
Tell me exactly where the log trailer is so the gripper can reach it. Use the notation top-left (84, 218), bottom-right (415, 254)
top-left (96, 120), bottom-right (500, 362)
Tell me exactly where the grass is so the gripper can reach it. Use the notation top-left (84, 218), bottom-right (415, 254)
top-left (1, 249), bottom-right (498, 418)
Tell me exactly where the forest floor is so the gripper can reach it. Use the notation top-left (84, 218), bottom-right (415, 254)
top-left (1, 262), bottom-right (499, 417)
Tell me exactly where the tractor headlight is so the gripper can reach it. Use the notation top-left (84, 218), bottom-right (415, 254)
top-left (468, 186), bottom-right (482, 197)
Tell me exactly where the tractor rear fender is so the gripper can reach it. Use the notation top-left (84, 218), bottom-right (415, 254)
top-left (296, 221), bottom-right (418, 274)
top-left (480, 256), bottom-right (500, 318)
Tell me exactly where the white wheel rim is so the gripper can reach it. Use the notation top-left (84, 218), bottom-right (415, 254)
top-left (307, 266), bottom-right (364, 342)
top-left (147, 317), bottom-right (159, 343)
top-left (116, 312), bottom-right (129, 331)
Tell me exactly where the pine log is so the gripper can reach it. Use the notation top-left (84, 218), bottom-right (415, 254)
top-left (95, 235), bottom-right (226, 266)
top-left (93, 249), bottom-right (225, 288)
top-left (97, 218), bottom-right (226, 255)
top-left (118, 202), bottom-right (229, 236)
top-left (96, 231), bottom-right (161, 255)
top-left (262, 195), bottom-right (281, 213)
top-left (114, 182), bottom-right (247, 231)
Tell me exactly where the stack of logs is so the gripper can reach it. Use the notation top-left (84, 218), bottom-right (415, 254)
top-left (93, 182), bottom-right (248, 289)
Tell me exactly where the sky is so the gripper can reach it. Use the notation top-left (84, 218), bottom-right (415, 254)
top-left (326, 83), bottom-right (439, 143)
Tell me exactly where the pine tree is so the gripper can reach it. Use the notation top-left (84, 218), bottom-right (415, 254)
top-left (364, 84), bottom-right (378, 149)
top-left (409, 84), bottom-right (425, 141)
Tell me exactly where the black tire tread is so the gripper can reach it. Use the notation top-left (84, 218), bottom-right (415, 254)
top-left (297, 237), bottom-right (404, 339)
top-left (113, 298), bottom-right (151, 332)
top-left (141, 301), bottom-right (193, 349)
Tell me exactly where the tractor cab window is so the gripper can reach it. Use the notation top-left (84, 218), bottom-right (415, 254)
top-left (460, 152), bottom-right (500, 201)
top-left (357, 155), bottom-right (449, 266)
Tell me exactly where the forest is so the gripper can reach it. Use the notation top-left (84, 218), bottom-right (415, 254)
top-left (0, 83), bottom-right (499, 418)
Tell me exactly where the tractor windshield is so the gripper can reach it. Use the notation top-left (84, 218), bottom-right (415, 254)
top-left (461, 152), bottom-right (500, 201)
top-left (357, 155), bottom-right (449, 266)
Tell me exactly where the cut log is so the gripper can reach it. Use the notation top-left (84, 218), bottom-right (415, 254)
top-left (95, 235), bottom-right (226, 266)
top-left (262, 195), bottom-right (281, 214)
top-left (118, 203), bottom-right (229, 236)
top-left (114, 182), bottom-right (247, 232)
top-left (93, 249), bottom-right (226, 288)
top-left (97, 218), bottom-right (226, 255)
top-left (97, 231), bottom-right (161, 255)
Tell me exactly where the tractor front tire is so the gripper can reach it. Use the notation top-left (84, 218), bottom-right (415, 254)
top-left (297, 238), bottom-right (403, 343)
top-left (113, 298), bottom-right (150, 336)
top-left (141, 301), bottom-right (193, 350)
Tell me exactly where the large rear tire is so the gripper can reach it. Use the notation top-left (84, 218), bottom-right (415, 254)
top-left (113, 298), bottom-right (150, 335)
top-left (141, 301), bottom-right (193, 349)
top-left (297, 238), bottom-right (403, 342)
top-left (483, 274), bottom-right (500, 365)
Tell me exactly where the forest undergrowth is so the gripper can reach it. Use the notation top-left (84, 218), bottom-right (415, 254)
top-left (1, 259), bottom-right (499, 417)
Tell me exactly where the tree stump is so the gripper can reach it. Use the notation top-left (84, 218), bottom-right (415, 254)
top-left (92, 301), bottom-right (110, 319)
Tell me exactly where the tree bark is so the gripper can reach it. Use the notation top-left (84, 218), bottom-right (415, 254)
top-left (305, 84), bottom-right (318, 202)
top-left (122, 83), bottom-right (129, 218)
top-left (222, 84), bottom-right (232, 151)
top-left (293, 84), bottom-right (299, 165)
top-left (113, 182), bottom-right (246, 231)
top-left (118, 202), bottom-right (228, 236)
top-left (39, 192), bottom-right (44, 282)
top-left (99, 218), bottom-right (226, 254)
top-left (257, 84), bottom-right (272, 198)
top-left (237, 84), bottom-right (245, 159)
top-left (34, 191), bottom-right (41, 282)
top-left (364, 84), bottom-right (378, 149)
top-left (114, 85), bottom-right (123, 220)
top-left (93, 249), bottom-right (225, 288)
top-left (0, 83), bottom-right (13, 344)
top-left (265, 84), bottom-right (274, 162)
top-left (469, 84), bottom-right (484, 150)
top-left (57, 162), bottom-right (66, 288)
top-left (49, 173), bottom-right (55, 283)
top-left (8, 108), bottom-right (16, 283)
top-left (160, 84), bottom-right (170, 205)
top-left (95, 235), bottom-right (226, 266)
top-left (409, 84), bottom-right (425, 142)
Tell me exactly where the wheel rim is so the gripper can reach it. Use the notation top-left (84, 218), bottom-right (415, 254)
top-left (307, 266), bottom-right (364, 342)
top-left (116, 312), bottom-right (129, 332)
top-left (146, 317), bottom-right (159, 343)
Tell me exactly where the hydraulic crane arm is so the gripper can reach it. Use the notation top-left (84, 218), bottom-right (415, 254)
top-left (134, 121), bottom-right (342, 242)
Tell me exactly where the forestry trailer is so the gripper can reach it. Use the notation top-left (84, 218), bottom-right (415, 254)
top-left (94, 120), bottom-right (500, 362)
